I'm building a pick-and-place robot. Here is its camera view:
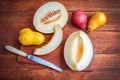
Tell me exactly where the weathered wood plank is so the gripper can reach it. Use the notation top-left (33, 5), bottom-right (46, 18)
top-left (0, 54), bottom-right (120, 80)
top-left (0, 0), bottom-right (69, 12)
top-left (90, 31), bottom-right (120, 54)
top-left (0, 33), bottom-right (20, 55)
top-left (0, 54), bottom-right (120, 71)
top-left (0, 0), bottom-right (120, 12)
top-left (0, 69), bottom-right (120, 80)
top-left (0, 69), bottom-right (119, 80)
top-left (68, 0), bottom-right (120, 12)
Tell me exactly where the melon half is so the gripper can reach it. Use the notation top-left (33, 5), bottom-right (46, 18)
top-left (64, 31), bottom-right (93, 71)
top-left (33, 2), bottom-right (68, 33)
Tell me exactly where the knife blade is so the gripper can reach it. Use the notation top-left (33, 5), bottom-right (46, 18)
top-left (5, 45), bottom-right (62, 72)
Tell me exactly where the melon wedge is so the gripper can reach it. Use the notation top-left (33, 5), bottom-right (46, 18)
top-left (64, 31), bottom-right (93, 71)
top-left (33, 2), bottom-right (68, 33)
top-left (34, 25), bottom-right (63, 55)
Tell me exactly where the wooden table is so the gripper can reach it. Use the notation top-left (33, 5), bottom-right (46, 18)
top-left (0, 0), bottom-right (120, 80)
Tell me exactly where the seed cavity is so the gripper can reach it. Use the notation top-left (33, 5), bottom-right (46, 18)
top-left (71, 35), bottom-right (84, 69)
top-left (40, 9), bottom-right (61, 24)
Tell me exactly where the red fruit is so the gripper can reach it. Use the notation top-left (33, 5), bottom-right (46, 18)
top-left (71, 10), bottom-right (87, 30)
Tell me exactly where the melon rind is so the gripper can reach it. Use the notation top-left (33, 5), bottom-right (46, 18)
top-left (64, 31), bottom-right (93, 71)
top-left (33, 2), bottom-right (68, 33)
top-left (34, 25), bottom-right (63, 55)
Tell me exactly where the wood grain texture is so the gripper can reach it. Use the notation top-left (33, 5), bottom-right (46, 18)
top-left (0, 54), bottom-right (120, 80)
top-left (0, 0), bottom-right (120, 12)
top-left (0, 0), bottom-right (120, 80)
top-left (1, 54), bottom-right (120, 71)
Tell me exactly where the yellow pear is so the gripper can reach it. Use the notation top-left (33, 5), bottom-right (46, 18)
top-left (87, 12), bottom-right (107, 31)
top-left (18, 28), bottom-right (45, 46)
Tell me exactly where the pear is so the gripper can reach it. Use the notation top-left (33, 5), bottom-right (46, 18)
top-left (71, 10), bottom-right (88, 30)
top-left (87, 12), bottom-right (107, 32)
top-left (33, 2), bottom-right (68, 33)
top-left (34, 25), bottom-right (63, 55)
top-left (64, 31), bottom-right (93, 71)
top-left (18, 28), bottom-right (45, 46)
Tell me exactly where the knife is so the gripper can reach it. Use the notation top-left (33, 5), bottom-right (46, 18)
top-left (5, 45), bottom-right (62, 72)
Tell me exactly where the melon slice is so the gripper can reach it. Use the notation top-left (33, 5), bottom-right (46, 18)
top-left (33, 2), bottom-right (68, 33)
top-left (34, 25), bottom-right (63, 55)
top-left (64, 31), bottom-right (93, 71)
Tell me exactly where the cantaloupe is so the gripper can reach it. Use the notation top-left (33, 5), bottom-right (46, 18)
top-left (33, 2), bottom-right (68, 33)
top-left (64, 31), bottom-right (93, 71)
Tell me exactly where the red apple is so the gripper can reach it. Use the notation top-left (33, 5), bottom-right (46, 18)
top-left (71, 10), bottom-right (87, 30)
